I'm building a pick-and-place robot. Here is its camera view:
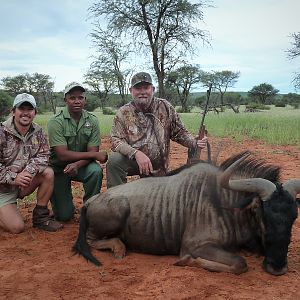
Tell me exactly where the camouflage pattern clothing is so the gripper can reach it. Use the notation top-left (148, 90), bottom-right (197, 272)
top-left (111, 97), bottom-right (197, 174)
top-left (0, 117), bottom-right (50, 194)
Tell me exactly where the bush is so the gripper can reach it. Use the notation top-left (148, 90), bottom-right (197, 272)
top-left (176, 106), bottom-right (192, 113)
top-left (84, 96), bottom-right (99, 112)
top-left (275, 101), bottom-right (286, 107)
top-left (245, 102), bottom-right (270, 111)
top-left (102, 107), bottom-right (115, 115)
top-left (0, 91), bottom-right (13, 121)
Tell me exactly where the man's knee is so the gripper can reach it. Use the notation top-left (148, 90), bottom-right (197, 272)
top-left (8, 219), bottom-right (25, 234)
top-left (107, 153), bottom-right (127, 170)
top-left (40, 167), bottom-right (54, 182)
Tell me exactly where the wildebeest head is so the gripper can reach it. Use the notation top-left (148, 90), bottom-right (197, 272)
top-left (220, 153), bottom-right (300, 275)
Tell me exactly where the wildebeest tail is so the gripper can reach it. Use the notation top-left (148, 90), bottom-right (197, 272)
top-left (72, 206), bottom-right (101, 266)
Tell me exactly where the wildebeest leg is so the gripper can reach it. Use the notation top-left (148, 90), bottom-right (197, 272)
top-left (175, 244), bottom-right (248, 274)
top-left (86, 195), bottom-right (130, 259)
top-left (87, 235), bottom-right (126, 259)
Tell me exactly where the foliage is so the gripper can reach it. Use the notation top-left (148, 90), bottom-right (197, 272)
top-left (248, 83), bottom-right (279, 104)
top-left (0, 91), bottom-right (13, 121)
top-left (84, 66), bottom-right (115, 109)
top-left (88, 29), bottom-right (131, 106)
top-left (199, 70), bottom-right (240, 109)
top-left (84, 94), bottom-right (100, 112)
top-left (245, 103), bottom-right (271, 111)
top-left (282, 93), bottom-right (300, 108)
top-left (102, 107), bottom-right (116, 115)
top-left (286, 32), bottom-right (300, 91)
top-left (274, 101), bottom-right (286, 107)
top-left (1, 73), bottom-right (55, 112)
top-left (166, 63), bottom-right (202, 112)
top-left (89, 0), bottom-right (210, 98)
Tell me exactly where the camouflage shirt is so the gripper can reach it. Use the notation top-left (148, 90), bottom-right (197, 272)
top-left (0, 117), bottom-right (50, 193)
top-left (111, 97), bottom-right (196, 174)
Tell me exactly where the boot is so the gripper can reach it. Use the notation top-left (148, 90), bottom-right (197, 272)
top-left (32, 205), bottom-right (63, 232)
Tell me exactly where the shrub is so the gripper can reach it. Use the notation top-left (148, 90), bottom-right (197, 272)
top-left (102, 107), bottom-right (115, 115)
top-left (245, 102), bottom-right (270, 111)
top-left (0, 91), bottom-right (13, 121)
top-left (275, 101), bottom-right (286, 107)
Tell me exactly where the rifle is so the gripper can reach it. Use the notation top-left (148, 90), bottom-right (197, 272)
top-left (187, 83), bottom-right (212, 164)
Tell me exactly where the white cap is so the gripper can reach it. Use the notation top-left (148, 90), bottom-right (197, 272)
top-left (13, 93), bottom-right (36, 108)
top-left (64, 82), bottom-right (86, 97)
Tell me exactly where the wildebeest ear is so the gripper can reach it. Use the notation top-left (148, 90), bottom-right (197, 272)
top-left (296, 198), bottom-right (300, 207)
top-left (232, 196), bottom-right (260, 210)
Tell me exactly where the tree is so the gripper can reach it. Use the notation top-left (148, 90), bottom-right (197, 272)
top-left (1, 75), bottom-right (26, 95)
top-left (89, 0), bottom-right (210, 98)
top-left (84, 65), bottom-right (115, 109)
top-left (286, 32), bottom-right (300, 90)
top-left (1, 73), bottom-right (55, 112)
top-left (248, 83), bottom-right (279, 104)
top-left (282, 93), bottom-right (300, 108)
top-left (166, 63), bottom-right (201, 112)
top-left (89, 29), bottom-right (131, 106)
top-left (200, 70), bottom-right (240, 108)
top-left (0, 91), bottom-right (13, 121)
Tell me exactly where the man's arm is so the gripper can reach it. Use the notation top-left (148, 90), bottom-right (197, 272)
top-left (52, 145), bottom-right (107, 165)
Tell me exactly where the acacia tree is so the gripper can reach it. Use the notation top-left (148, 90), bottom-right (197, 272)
top-left (286, 32), bottom-right (300, 90)
top-left (89, 0), bottom-right (210, 98)
top-left (166, 64), bottom-right (201, 112)
top-left (90, 29), bottom-right (131, 106)
top-left (248, 83), bottom-right (279, 104)
top-left (1, 73), bottom-right (55, 111)
top-left (200, 70), bottom-right (240, 109)
top-left (84, 64), bottom-right (115, 109)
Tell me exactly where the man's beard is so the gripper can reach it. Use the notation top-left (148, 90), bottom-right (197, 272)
top-left (133, 97), bottom-right (153, 112)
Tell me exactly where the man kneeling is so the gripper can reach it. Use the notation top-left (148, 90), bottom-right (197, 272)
top-left (0, 93), bottom-right (63, 233)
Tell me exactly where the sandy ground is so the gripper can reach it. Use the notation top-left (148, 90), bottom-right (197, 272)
top-left (0, 136), bottom-right (299, 300)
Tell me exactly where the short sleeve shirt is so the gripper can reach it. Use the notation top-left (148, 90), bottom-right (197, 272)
top-left (48, 107), bottom-right (100, 168)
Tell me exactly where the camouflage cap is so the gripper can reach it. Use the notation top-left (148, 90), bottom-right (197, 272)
top-left (13, 93), bottom-right (36, 108)
top-left (64, 82), bottom-right (86, 97)
top-left (131, 72), bottom-right (152, 87)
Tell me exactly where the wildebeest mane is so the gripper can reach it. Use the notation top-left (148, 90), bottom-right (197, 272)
top-left (220, 151), bottom-right (280, 183)
top-left (166, 151), bottom-right (280, 183)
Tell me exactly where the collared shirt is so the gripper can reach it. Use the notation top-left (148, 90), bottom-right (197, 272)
top-left (111, 97), bottom-right (196, 174)
top-left (48, 107), bottom-right (100, 169)
top-left (0, 117), bottom-right (49, 193)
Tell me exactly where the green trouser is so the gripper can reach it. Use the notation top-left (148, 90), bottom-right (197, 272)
top-left (106, 152), bottom-right (140, 189)
top-left (51, 161), bottom-right (103, 221)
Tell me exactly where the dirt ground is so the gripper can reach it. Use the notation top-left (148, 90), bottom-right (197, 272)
top-left (1, 136), bottom-right (299, 300)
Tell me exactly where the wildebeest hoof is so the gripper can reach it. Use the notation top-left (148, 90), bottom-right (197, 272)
top-left (174, 255), bottom-right (192, 266)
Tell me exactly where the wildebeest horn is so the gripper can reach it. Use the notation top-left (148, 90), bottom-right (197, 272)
top-left (219, 152), bottom-right (276, 201)
top-left (282, 179), bottom-right (300, 198)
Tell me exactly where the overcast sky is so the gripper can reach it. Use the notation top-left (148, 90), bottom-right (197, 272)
top-left (0, 0), bottom-right (299, 93)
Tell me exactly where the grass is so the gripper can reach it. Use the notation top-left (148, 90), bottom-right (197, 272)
top-left (35, 105), bottom-right (300, 148)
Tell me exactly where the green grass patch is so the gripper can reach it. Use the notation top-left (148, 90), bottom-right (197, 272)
top-left (35, 105), bottom-right (300, 148)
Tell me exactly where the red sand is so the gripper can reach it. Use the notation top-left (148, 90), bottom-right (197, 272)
top-left (1, 136), bottom-right (299, 299)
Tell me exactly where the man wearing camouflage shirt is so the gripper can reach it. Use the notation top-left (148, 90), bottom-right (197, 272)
top-left (0, 93), bottom-right (63, 233)
top-left (106, 71), bottom-right (208, 188)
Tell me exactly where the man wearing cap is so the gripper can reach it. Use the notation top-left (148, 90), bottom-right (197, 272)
top-left (106, 71), bottom-right (208, 188)
top-left (0, 93), bottom-right (63, 233)
top-left (47, 82), bottom-right (107, 222)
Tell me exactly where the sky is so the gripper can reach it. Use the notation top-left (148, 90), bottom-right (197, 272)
top-left (0, 0), bottom-right (299, 94)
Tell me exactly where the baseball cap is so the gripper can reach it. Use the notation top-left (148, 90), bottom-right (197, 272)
top-left (64, 82), bottom-right (86, 97)
top-left (131, 72), bottom-right (152, 87)
top-left (13, 93), bottom-right (36, 108)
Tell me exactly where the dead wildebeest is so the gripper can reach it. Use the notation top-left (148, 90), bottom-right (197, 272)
top-left (73, 151), bottom-right (300, 275)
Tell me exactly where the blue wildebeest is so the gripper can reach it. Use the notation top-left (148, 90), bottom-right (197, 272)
top-left (73, 152), bottom-right (300, 275)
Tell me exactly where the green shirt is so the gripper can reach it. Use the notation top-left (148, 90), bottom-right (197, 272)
top-left (48, 107), bottom-right (100, 168)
